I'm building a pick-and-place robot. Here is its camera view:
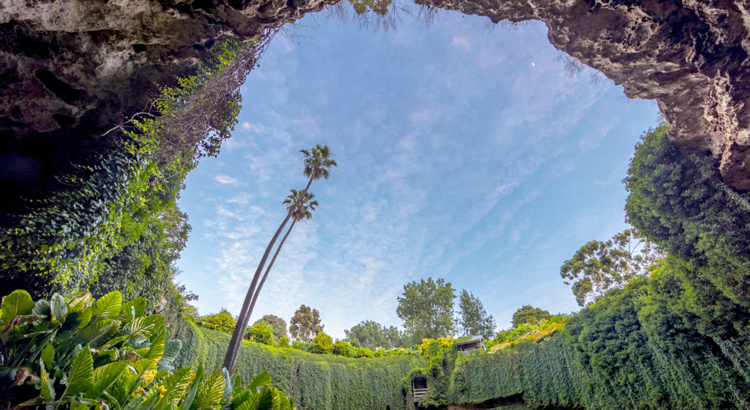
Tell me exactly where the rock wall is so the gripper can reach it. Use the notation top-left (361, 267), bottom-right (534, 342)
top-left (416, 0), bottom-right (750, 190)
top-left (1, 0), bottom-right (749, 218)
top-left (0, 0), bottom-right (335, 218)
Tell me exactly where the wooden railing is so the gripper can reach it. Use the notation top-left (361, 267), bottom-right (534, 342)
top-left (413, 387), bottom-right (428, 402)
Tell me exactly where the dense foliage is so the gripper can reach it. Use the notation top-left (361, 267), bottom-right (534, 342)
top-left (0, 38), bottom-right (260, 306)
top-left (254, 314), bottom-right (288, 341)
top-left (0, 290), bottom-right (296, 410)
top-left (457, 289), bottom-right (496, 339)
top-left (174, 322), bottom-right (423, 410)
top-left (511, 305), bottom-right (551, 327)
top-left (198, 310), bottom-right (237, 334)
top-left (397, 278), bottom-right (456, 342)
top-left (288, 305), bottom-right (324, 342)
top-left (246, 321), bottom-right (275, 345)
top-left (560, 229), bottom-right (662, 306)
top-left (344, 320), bottom-right (405, 349)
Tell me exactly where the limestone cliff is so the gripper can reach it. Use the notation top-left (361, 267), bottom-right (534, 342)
top-left (1, 0), bottom-right (749, 218)
top-left (417, 0), bottom-right (750, 190)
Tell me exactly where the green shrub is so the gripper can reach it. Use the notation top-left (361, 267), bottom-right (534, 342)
top-left (246, 321), bottom-right (274, 345)
top-left (333, 340), bottom-right (356, 357)
top-left (198, 309), bottom-right (236, 333)
top-left (310, 332), bottom-right (334, 354)
top-left (277, 335), bottom-right (290, 348)
top-left (291, 341), bottom-right (313, 352)
top-left (356, 348), bottom-right (374, 358)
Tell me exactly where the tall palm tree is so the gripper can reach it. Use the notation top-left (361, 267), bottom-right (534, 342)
top-left (245, 190), bottom-right (318, 326)
top-left (223, 145), bottom-right (336, 372)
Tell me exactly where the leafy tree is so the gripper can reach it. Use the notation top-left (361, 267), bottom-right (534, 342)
top-left (560, 228), bottom-right (663, 307)
top-left (277, 335), bottom-right (290, 348)
top-left (624, 123), bottom-right (750, 341)
top-left (245, 321), bottom-right (274, 345)
top-left (310, 332), bottom-right (334, 354)
top-left (396, 277), bottom-right (456, 342)
top-left (289, 304), bottom-right (324, 342)
top-left (344, 320), bottom-right (404, 349)
top-left (245, 191), bottom-right (318, 333)
top-left (253, 314), bottom-right (288, 342)
top-left (457, 289), bottom-right (496, 339)
top-left (199, 309), bottom-right (237, 334)
top-left (225, 145), bottom-right (336, 372)
top-left (511, 305), bottom-right (550, 328)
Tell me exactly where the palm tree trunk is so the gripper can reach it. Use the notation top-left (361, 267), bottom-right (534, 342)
top-left (222, 177), bottom-right (314, 372)
top-left (246, 219), bottom-right (297, 328)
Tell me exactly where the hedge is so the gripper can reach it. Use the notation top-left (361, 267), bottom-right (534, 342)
top-left (173, 321), bottom-right (426, 410)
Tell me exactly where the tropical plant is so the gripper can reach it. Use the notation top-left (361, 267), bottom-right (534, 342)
top-left (245, 321), bottom-right (274, 345)
top-left (457, 289), bottom-right (496, 339)
top-left (560, 228), bottom-right (663, 306)
top-left (243, 190), bottom-right (318, 338)
top-left (224, 145), bottom-right (336, 372)
top-left (0, 289), bottom-right (296, 410)
top-left (397, 277), bottom-right (456, 342)
top-left (288, 304), bottom-right (324, 342)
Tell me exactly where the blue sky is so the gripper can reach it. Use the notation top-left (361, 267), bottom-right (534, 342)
top-left (176, 5), bottom-right (661, 339)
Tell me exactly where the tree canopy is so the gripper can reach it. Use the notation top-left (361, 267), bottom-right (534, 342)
top-left (344, 320), bottom-right (404, 349)
top-left (397, 277), bottom-right (455, 342)
top-left (457, 289), bottom-right (496, 339)
top-left (560, 228), bottom-right (662, 306)
top-left (289, 304), bottom-right (324, 342)
top-left (511, 305), bottom-right (551, 328)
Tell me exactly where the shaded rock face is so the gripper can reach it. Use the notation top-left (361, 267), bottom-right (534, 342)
top-left (0, 0), bottom-right (335, 217)
top-left (416, 0), bottom-right (750, 190)
top-left (1, 0), bottom-right (749, 217)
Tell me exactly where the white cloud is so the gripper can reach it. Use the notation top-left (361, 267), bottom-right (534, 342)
top-left (214, 175), bottom-right (244, 186)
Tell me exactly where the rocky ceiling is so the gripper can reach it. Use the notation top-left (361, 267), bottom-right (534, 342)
top-left (1, 0), bottom-right (748, 218)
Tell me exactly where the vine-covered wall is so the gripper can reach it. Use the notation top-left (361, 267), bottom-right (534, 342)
top-left (173, 321), bottom-right (425, 410)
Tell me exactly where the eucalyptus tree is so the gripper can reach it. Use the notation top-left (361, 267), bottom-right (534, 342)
top-left (223, 145), bottom-right (336, 372)
top-left (244, 190), bottom-right (318, 330)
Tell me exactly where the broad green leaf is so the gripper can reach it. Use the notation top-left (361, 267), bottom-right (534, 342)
top-left (41, 344), bottom-right (55, 369)
top-left (76, 319), bottom-right (121, 349)
top-left (234, 395), bottom-right (259, 410)
top-left (144, 332), bottom-right (166, 361)
top-left (278, 395), bottom-right (291, 410)
top-left (179, 364), bottom-right (204, 410)
top-left (65, 348), bottom-right (94, 397)
top-left (122, 396), bottom-right (144, 410)
top-left (157, 367), bottom-right (194, 406)
top-left (67, 293), bottom-right (92, 312)
top-left (125, 316), bottom-right (165, 341)
top-left (40, 361), bottom-right (55, 402)
top-left (249, 371), bottom-right (271, 393)
top-left (78, 308), bottom-right (92, 329)
top-left (1, 290), bottom-right (34, 322)
top-left (91, 291), bottom-right (122, 320)
top-left (88, 361), bottom-right (129, 399)
top-left (32, 300), bottom-right (51, 317)
top-left (119, 298), bottom-right (148, 323)
top-left (255, 387), bottom-right (276, 410)
top-left (157, 340), bottom-right (182, 368)
top-left (231, 389), bottom-right (251, 410)
top-left (192, 371), bottom-right (225, 410)
top-left (51, 293), bottom-right (68, 320)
